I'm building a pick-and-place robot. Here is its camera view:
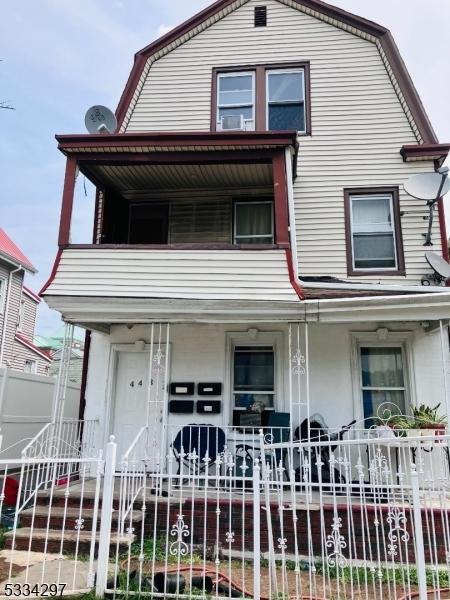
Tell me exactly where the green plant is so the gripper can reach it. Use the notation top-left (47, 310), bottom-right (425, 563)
top-left (412, 403), bottom-right (447, 427)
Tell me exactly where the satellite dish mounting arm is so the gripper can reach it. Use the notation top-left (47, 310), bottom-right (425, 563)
top-left (424, 168), bottom-right (449, 246)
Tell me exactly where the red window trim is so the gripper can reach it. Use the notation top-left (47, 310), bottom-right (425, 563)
top-left (211, 62), bottom-right (311, 134)
top-left (343, 186), bottom-right (406, 277)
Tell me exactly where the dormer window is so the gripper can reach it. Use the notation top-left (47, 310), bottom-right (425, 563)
top-left (217, 72), bottom-right (255, 131)
top-left (213, 63), bottom-right (310, 133)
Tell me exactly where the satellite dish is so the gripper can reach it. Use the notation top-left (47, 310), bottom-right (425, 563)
top-left (424, 251), bottom-right (450, 285)
top-left (404, 169), bottom-right (450, 247)
top-left (404, 172), bottom-right (450, 202)
top-left (84, 105), bottom-right (117, 134)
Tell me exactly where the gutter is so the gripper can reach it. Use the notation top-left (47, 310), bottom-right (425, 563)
top-left (297, 278), bottom-right (448, 295)
top-left (0, 265), bottom-right (23, 366)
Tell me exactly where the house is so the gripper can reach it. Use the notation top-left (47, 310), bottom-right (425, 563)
top-left (41, 0), bottom-right (450, 457)
top-left (6, 1), bottom-right (450, 596)
top-left (0, 229), bottom-right (52, 375)
top-left (35, 327), bottom-right (85, 383)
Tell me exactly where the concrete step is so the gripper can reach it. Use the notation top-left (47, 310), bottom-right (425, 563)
top-left (4, 527), bottom-right (134, 555)
top-left (20, 506), bottom-right (143, 531)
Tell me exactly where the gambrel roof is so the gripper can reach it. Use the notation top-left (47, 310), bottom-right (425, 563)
top-left (116, 0), bottom-right (437, 144)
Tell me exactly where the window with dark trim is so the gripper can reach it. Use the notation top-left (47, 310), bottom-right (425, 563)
top-left (212, 63), bottom-right (310, 133)
top-left (344, 187), bottom-right (405, 276)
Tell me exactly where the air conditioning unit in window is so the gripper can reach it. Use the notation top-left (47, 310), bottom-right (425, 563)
top-left (219, 115), bottom-right (245, 131)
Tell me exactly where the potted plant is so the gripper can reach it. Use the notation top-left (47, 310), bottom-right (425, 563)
top-left (411, 403), bottom-right (447, 437)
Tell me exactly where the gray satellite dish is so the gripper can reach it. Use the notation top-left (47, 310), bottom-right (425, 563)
top-left (404, 167), bottom-right (450, 246)
top-left (424, 251), bottom-right (450, 285)
top-left (404, 171), bottom-right (450, 201)
top-left (84, 105), bottom-right (117, 134)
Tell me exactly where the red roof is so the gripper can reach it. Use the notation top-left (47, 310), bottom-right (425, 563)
top-left (0, 229), bottom-right (36, 273)
top-left (15, 333), bottom-right (52, 363)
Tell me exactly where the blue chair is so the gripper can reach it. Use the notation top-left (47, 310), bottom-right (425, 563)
top-left (264, 412), bottom-right (291, 479)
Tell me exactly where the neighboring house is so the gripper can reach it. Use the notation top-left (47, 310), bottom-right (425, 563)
top-left (41, 0), bottom-right (450, 459)
top-left (0, 229), bottom-right (51, 375)
top-left (35, 328), bottom-right (84, 383)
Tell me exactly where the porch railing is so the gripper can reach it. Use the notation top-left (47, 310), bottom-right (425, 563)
top-left (1, 430), bottom-right (450, 598)
top-left (17, 419), bottom-right (98, 512)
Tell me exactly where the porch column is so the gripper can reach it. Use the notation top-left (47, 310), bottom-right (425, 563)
top-left (288, 322), bottom-right (310, 439)
top-left (273, 151), bottom-right (290, 247)
top-left (51, 322), bottom-right (74, 426)
top-left (58, 156), bottom-right (78, 247)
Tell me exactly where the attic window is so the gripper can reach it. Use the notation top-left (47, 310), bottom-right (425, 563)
top-left (254, 6), bottom-right (267, 27)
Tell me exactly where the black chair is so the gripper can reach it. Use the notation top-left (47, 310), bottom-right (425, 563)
top-left (172, 425), bottom-right (226, 477)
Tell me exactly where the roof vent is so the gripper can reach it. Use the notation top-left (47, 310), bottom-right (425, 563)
top-left (254, 6), bottom-right (267, 27)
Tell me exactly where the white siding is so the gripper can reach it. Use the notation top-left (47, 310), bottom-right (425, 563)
top-left (43, 248), bottom-right (299, 302)
top-left (18, 295), bottom-right (37, 340)
top-left (124, 0), bottom-right (440, 285)
top-left (0, 266), bottom-right (24, 365)
top-left (10, 339), bottom-right (50, 376)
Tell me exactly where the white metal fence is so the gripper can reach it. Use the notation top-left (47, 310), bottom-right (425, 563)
top-left (0, 430), bottom-right (449, 599)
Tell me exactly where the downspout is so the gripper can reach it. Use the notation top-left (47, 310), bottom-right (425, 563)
top-left (0, 265), bottom-right (23, 366)
top-left (284, 146), bottom-right (298, 276)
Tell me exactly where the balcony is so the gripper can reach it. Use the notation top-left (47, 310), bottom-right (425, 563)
top-left (42, 131), bottom-right (302, 325)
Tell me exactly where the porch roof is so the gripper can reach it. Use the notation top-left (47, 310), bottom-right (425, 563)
top-left (55, 131), bottom-right (299, 156)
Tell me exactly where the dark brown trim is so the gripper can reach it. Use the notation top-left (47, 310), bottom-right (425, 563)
top-left (56, 130), bottom-right (298, 152)
top-left (344, 187), bottom-right (405, 277)
top-left (211, 62), bottom-right (311, 134)
top-left (78, 330), bottom-right (91, 422)
top-left (64, 243), bottom-right (290, 250)
top-left (401, 144), bottom-right (450, 163)
top-left (434, 159), bottom-right (450, 266)
top-left (115, 0), bottom-right (437, 143)
top-left (273, 152), bottom-right (290, 246)
top-left (285, 248), bottom-right (305, 300)
top-left (77, 151), bottom-right (275, 166)
top-left (39, 249), bottom-right (63, 295)
top-left (58, 157), bottom-right (77, 247)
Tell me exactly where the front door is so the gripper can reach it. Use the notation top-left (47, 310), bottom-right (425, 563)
top-left (112, 348), bottom-right (168, 459)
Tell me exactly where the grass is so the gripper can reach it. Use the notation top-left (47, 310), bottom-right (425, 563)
top-left (127, 536), bottom-right (204, 566)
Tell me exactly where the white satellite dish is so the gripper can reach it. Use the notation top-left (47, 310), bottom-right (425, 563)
top-left (404, 168), bottom-right (450, 246)
top-left (424, 251), bottom-right (450, 285)
top-left (84, 105), bottom-right (117, 134)
top-left (404, 171), bottom-right (450, 202)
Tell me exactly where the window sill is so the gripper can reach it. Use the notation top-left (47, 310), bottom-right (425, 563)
top-left (347, 269), bottom-right (406, 277)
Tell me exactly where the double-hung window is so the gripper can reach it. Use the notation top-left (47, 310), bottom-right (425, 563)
top-left (360, 346), bottom-right (407, 425)
top-left (217, 72), bottom-right (255, 131)
top-left (233, 346), bottom-right (275, 420)
top-left (346, 188), bottom-right (404, 274)
top-left (213, 63), bottom-right (309, 133)
top-left (266, 69), bottom-right (306, 132)
top-left (234, 200), bottom-right (273, 244)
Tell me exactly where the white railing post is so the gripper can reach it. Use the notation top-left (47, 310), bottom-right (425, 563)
top-left (410, 465), bottom-right (427, 600)
top-left (96, 435), bottom-right (117, 597)
top-left (253, 459), bottom-right (261, 600)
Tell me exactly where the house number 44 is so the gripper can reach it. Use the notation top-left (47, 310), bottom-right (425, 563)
top-left (129, 380), bottom-right (143, 387)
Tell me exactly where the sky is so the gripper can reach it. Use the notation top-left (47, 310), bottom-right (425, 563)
top-left (1, 0), bottom-right (450, 336)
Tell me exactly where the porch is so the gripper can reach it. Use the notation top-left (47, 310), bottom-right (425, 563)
top-left (2, 431), bottom-right (450, 600)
